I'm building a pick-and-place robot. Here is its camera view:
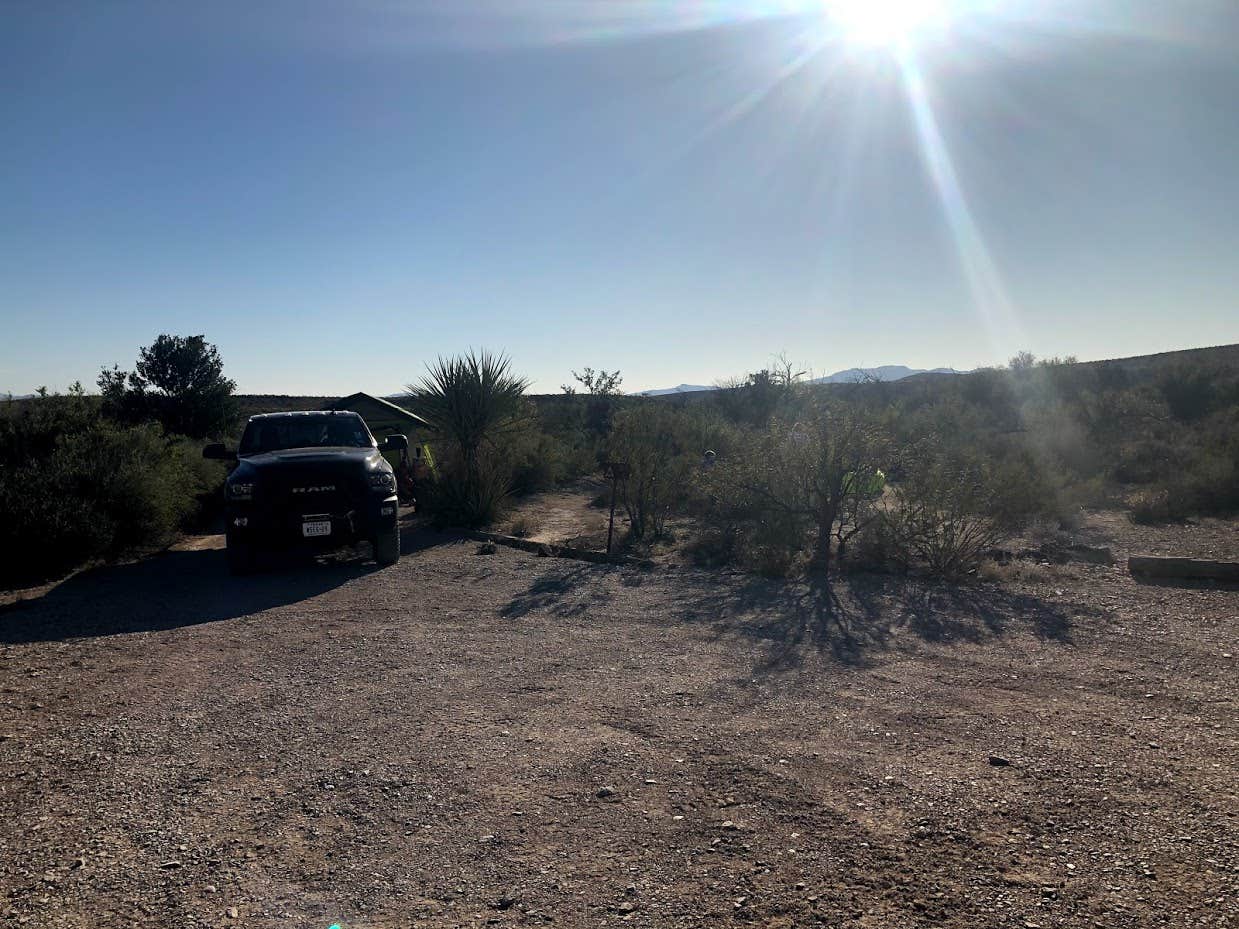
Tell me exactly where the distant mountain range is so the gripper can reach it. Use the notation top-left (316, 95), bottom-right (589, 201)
top-left (637, 365), bottom-right (965, 396)
top-left (812, 365), bottom-right (966, 384)
top-left (638, 384), bottom-right (716, 396)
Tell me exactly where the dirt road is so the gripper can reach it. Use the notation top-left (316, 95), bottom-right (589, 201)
top-left (1, 531), bottom-right (1236, 928)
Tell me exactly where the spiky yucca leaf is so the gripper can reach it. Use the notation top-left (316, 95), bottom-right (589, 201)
top-left (407, 350), bottom-right (529, 463)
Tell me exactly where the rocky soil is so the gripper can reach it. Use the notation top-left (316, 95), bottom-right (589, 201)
top-left (1, 521), bottom-right (1236, 928)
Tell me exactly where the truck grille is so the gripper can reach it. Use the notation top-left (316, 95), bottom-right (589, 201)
top-left (266, 469), bottom-right (365, 516)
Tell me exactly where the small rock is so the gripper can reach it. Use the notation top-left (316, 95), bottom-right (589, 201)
top-left (596, 786), bottom-right (615, 799)
top-left (618, 901), bottom-right (636, 913)
top-left (158, 860), bottom-right (182, 869)
top-left (721, 820), bottom-right (739, 830)
top-left (226, 907), bottom-right (239, 919)
top-left (987, 756), bottom-right (1011, 767)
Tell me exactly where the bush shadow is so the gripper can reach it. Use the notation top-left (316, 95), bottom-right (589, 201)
top-left (670, 569), bottom-right (1084, 671)
top-left (500, 564), bottom-right (599, 619)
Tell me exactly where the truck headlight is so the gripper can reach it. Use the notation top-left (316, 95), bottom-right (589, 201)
top-left (369, 471), bottom-right (396, 493)
top-left (228, 482), bottom-right (255, 500)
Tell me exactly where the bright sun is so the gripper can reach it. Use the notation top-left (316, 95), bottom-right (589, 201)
top-left (828, 0), bottom-right (950, 47)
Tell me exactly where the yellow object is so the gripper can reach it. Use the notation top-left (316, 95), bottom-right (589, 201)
top-left (421, 444), bottom-right (438, 480)
top-left (844, 468), bottom-right (886, 498)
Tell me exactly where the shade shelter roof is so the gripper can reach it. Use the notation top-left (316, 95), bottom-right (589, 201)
top-left (329, 392), bottom-right (430, 437)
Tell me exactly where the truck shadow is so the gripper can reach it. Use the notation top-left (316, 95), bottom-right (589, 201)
top-left (0, 526), bottom-right (454, 644)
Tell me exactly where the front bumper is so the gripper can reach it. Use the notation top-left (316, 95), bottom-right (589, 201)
top-left (226, 494), bottom-right (398, 549)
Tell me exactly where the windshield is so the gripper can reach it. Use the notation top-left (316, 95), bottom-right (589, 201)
top-left (239, 414), bottom-right (375, 455)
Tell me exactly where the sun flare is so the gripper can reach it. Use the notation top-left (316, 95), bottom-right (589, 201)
top-left (827, 0), bottom-right (950, 47)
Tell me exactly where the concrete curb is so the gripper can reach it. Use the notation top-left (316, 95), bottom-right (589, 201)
top-left (1128, 555), bottom-right (1239, 582)
top-left (468, 531), bottom-right (655, 570)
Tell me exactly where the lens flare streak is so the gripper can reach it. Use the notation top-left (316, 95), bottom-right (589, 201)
top-left (897, 51), bottom-right (1025, 355)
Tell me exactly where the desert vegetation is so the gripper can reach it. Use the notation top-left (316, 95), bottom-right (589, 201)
top-left (0, 337), bottom-right (233, 586)
top-left (3, 340), bottom-right (1237, 588)
top-left (403, 345), bottom-right (1239, 580)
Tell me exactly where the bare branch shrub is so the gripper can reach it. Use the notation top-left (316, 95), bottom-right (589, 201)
top-left (882, 448), bottom-right (1009, 579)
top-left (704, 402), bottom-right (891, 575)
top-left (606, 404), bottom-right (693, 541)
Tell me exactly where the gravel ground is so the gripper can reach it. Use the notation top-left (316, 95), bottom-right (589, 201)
top-left (1, 525), bottom-right (1236, 928)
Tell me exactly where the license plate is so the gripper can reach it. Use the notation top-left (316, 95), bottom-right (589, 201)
top-left (302, 520), bottom-right (332, 538)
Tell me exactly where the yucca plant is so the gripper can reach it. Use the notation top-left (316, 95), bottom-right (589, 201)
top-left (407, 351), bottom-right (530, 525)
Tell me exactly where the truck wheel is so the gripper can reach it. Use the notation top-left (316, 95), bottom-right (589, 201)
top-left (227, 538), bottom-right (257, 575)
top-left (374, 524), bottom-right (400, 566)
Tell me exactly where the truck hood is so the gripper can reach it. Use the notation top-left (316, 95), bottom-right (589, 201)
top-left (238, 447), bottom-right (385, 471)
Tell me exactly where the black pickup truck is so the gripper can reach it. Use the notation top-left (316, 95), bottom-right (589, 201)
top-left (204, 411), bottom-right (407, 574)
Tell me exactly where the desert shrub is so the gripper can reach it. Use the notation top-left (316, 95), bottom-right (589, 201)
top-left (957, 368), bottom-right (1020, 432)
top-left (882, 449), bottom-right (1011, 579)
top-left (531, 394), bottom-right (604, 479)
top-left (1129, 430), bottom-right (1239, 523)
top-left (839, 517), bottom-right (904, 574)
top-left (606, 404), bottom-right (695, 540)
top-left (0, 395), bottom-right (224, 585)
top-left (1158, 363), bottom-right (1227, 423)
top-left (977, 559), bottom-right (1054, 584)
top-left (986, 445), bottom-right (1063, 530)
top-left (683, 346), bottom-right (1239, 532)
top-left (712, 357), bottom-right (812, 428)
top-left (407, 351), bottom-right (530, 526)
top-left (699, 403), bottom-right (892, 574)
top-left (1129, 488), bottom-right (1179, 524)
top-left (420, 450), bottom-right (511, 529)
top-left (1183, 446), bottom-right (1239, 514)
top-left (507, 516), bottom-right (535, 538)
top-left (1112, 436), bottom-right (1178, 485)
top-left (169, 435), bottom-right (230, 530)
top-left (503, 427), bottom-right (571, 496)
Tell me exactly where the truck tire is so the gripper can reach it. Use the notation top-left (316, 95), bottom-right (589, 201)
top-left (227, 537), bottom-right (257, 575)
top-left (374, 524), bottom-right (400, 566)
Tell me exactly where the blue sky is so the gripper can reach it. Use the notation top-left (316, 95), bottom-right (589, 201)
top-left (2, 0), bottom-right (1237, 395)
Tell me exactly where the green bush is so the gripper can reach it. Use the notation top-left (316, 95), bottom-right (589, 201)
top-left (882, 449), bottom-right (1011, 579)
top-left (694, 403), bottom-right (892, 574)
top-left (607, 404), bottom-right (696, 541)
top-left (0, 395), bottom-right (224, 586)
top-left (419, 450), bottom-right (511, 529)
top-left (1129, 488), bottom-right (1179, 525)
top-left (841, 513), bottom-right (905, 574)
top-left (504, 428), bottom-right (569, 496)
top-left (1158, 363), bottom-right (1227, 423)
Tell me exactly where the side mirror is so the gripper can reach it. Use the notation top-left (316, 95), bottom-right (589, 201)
top-left (381, 434), bottom-right (409, 453)
top-left (203, 443), bottom-right (236, 461)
